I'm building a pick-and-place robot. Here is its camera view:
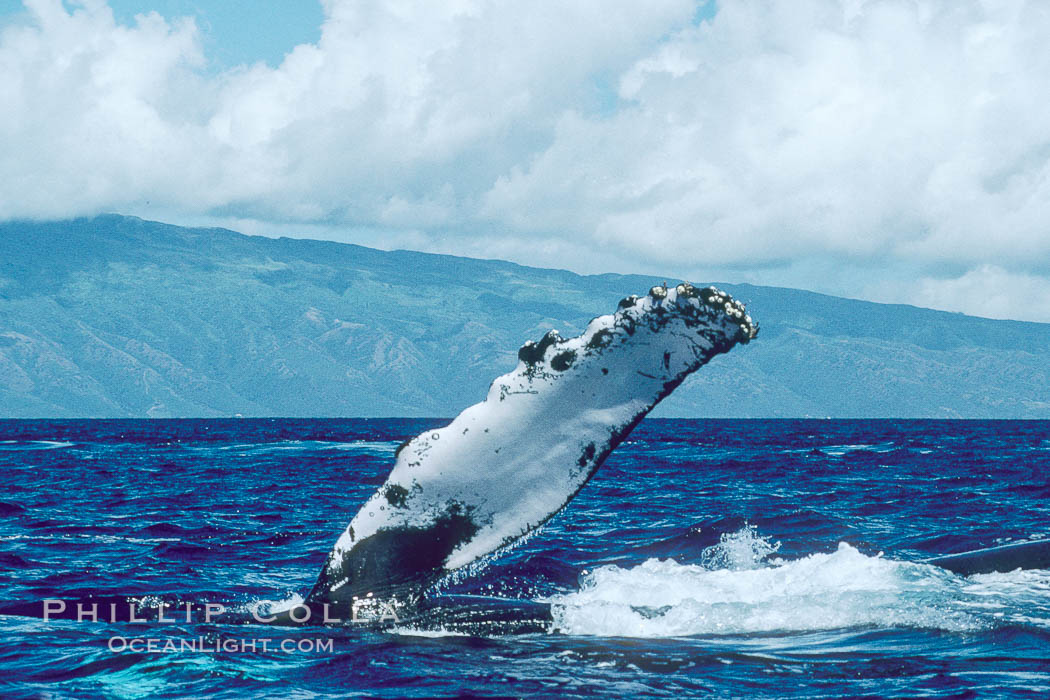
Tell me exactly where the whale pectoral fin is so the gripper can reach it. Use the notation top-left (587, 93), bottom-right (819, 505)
top-left (310, 285), bottom-right (756, 607)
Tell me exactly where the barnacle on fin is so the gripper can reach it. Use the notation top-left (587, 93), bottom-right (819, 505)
top-left (518, 330), bottom-right (563, 366)
top-left (618, 295), bottom-right (639, 309)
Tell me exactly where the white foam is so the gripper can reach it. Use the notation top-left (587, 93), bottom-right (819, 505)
top-left (548, 529), bottom-right (1009, 637)
top-left (391, 626), bottom-right (471, 638)
top-left (320, 441), bottom-right (399, 454)
top-left (246, 592), bottom-right (305, 618)
top-left (0, 440), bottom-right (77, 450)
top-left (208, 440), bottom-right (398, 456)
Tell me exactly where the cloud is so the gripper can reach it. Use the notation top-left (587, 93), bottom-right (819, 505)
top-left (484, 1), bottom-right (1050, 271)
top-left (0, 0), bottom-right (693, 221)
top-left (889, 265), bottom-right (1050, 323)
top-left (1, 1), bottom-right (220, 213)
top-left (2, 0), bottom-right (1050, 321)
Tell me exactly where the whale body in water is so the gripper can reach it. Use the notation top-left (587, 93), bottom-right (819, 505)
top-left (307, 283), bottom-right (757, 607)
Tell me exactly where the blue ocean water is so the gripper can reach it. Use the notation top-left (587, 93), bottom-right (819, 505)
top-left (1, 418), bottom-right (1048, 698)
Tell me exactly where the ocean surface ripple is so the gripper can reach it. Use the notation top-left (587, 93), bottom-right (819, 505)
top-left (1, 418), bottom-right (1048, 698)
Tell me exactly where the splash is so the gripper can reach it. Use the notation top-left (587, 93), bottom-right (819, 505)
top-left (700, 524), bottom-right (780, 571)
top-left (548, 529), bottom-right (1011, 637)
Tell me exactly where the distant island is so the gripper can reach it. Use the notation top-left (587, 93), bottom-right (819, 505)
top-left (1, 215), bottom-right (1047, 418)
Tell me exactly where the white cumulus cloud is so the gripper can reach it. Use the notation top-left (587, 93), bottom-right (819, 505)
top-left (2, 0), bottom-right (1050, 321)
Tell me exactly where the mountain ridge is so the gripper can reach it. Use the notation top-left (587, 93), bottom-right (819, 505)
top-left (1, 215), bottom-right (1047, 418)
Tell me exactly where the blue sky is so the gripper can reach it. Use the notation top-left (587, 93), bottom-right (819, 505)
top-left (1, 0), bottom-right (323, 68)
top-left (1, 0), bottom-right (1049, 322)
top-left (104, 0), bottom-right (322, 69)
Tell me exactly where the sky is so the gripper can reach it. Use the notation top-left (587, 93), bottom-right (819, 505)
top-left (2, 0), bottom-right (1050, 322)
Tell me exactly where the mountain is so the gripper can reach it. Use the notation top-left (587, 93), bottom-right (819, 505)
top-left (1, 215), bottom-right (1047, 418)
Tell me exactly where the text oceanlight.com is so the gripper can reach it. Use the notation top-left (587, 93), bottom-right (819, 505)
top-left (108, 637), bottom-right (334, 654)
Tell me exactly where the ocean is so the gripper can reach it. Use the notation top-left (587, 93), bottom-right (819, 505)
top-left (1, 418), bottom-right (1048, 698)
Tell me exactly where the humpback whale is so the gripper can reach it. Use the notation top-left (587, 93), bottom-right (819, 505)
top-left (306, 283), bottom-right (756, 611)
